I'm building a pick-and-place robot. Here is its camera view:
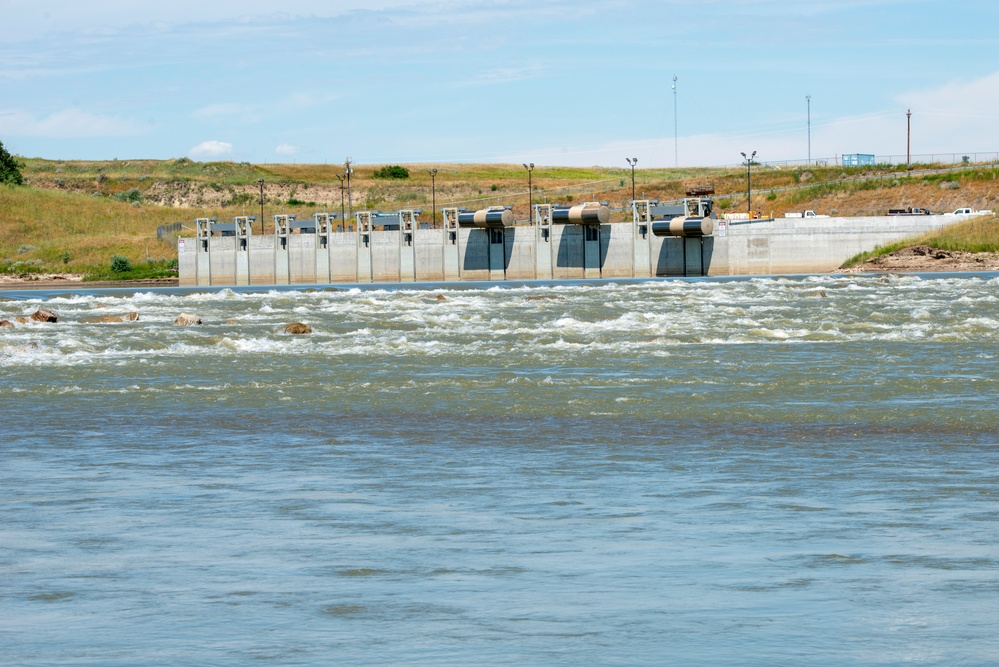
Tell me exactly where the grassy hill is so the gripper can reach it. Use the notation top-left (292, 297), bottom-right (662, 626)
top-left (3, 156), bottom-right (999, 278)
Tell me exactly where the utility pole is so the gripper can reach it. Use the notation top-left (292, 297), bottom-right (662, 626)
top-left (906, 109), bottom-right (912, 167)
top-left (672, 75), bottom-right (678, 168)
top-left (335, 173), bottom-right (346, 223)
top-left (806, 95), bottom-right (811, 166)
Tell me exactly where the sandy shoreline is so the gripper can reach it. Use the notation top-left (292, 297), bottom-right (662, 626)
top-left (0, 273), bottom-right (180, 290)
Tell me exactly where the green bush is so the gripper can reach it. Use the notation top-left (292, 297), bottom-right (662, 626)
top-left (0, 139), bottom-right (24, 185)
top-left (112, 188), bottom-right (143, 203)
top-left (228, 192), bottom-right (257, 206)
top-left (110, 255), bottom-right (133, 273)
top-left (373, 165), bottom-right (410, 179)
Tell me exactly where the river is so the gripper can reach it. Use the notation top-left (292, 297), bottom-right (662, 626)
top-left (2, 274), bottom-right (998, 665)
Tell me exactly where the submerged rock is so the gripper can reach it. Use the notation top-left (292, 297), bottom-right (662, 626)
top-left (84, 312), bottom-right (140, 323)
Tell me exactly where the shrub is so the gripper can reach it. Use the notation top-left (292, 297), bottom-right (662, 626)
top-left (373, 165), bottom-right (410, 179)
top-left (112, 188), bottom-right (143, 203)
top-left (0, 139), bottom-right (24, 185)
top-left (6, 259), bottom-right (45, 273)
top-left (228, 192), bottom-right (256, 206)
top-left (110, 255), bottom-right (133, 273)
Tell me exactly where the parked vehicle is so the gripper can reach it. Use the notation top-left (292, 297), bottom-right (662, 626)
top-left (888, 207), bottom-right (933, 215)
top-left (784, 210), bottom-right (829, 219)
top-left (951, 208), bottom-right (994, 215)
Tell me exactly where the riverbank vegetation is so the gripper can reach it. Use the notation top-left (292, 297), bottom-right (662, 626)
top-left (841, 214), bottom-right (999, 268)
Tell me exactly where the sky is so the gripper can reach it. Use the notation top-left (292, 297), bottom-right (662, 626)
top-left (1, 0), bottom-right (997, 168)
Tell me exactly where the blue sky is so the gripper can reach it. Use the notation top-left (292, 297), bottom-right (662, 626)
top-left (1, 0), bottom-right (997, 167)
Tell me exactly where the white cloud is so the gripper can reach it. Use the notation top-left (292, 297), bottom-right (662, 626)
top-left (192, 103), bottom-right (245, 119)
top-left (0, 108), bottom-right (147, 138)
top-left (461, 65), bottom-right (545, 87)
top-left (0, 1), bottom-right (423, 42)
top-left (275, 143), bottom-right (300, 155)
top-left (189, 140), bottom-right (233, 157)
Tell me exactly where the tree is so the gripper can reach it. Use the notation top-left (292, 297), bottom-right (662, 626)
top-left (0, 140), bottom-right (24, 185)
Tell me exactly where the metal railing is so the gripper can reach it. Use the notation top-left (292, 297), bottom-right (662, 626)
top-left (751, 152), bottom-right (999, 169)
top-left (156, 222), bottom-right (184, 247)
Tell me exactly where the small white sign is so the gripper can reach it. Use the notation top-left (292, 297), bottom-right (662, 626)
top-left (178, 238), bottom-right (186, 250)
top-left (717, 220), bottom-right (727, 237)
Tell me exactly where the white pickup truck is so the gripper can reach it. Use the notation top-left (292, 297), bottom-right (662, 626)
top-left (783, 210), bottom-right (829, 219)
top-left (952, 208), bottom-right (994, 215)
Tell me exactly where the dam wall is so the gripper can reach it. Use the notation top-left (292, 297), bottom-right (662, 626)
top-left (709, 214), bottom-right (961, 275)
top-left (178, 214), bottom-right (963, 287)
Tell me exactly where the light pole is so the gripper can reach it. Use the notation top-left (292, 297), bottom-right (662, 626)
top-left (257, 178), bottom-right (265, 234)
top-left (626, 157), bottom-right (638, 202)
top-left (427, 168), bottom-right (438, 227)
top-left (672, 75), bottom-right (678, 167)
top-left (344, 157), bottom-right (354, 218)
top-left (740, 151), bottom-right (756, 214)
top-left (522, 163), bottom-right (534, 223)
top-left (335, 173), bottom-right (347, 223)
top-left (806, 94), bottom-right (811, 166)
top-left (906, 109), bottom-right (912, 167)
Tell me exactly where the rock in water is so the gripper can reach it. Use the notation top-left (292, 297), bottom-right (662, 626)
top-left (31, 309), bottom-right (58, 323)
top-left (284, 322), bottom-right (313, 334)
top-left (84, 312), bottom-right (140, 324)
top-left (174, 313), bottom-right (202, 326)
top-left (0, 320), bottom-right (14, 328)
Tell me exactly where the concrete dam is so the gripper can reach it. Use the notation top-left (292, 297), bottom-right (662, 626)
top-left (177, 200), bottom-right (964, 287)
